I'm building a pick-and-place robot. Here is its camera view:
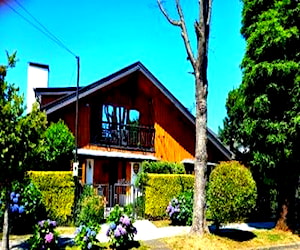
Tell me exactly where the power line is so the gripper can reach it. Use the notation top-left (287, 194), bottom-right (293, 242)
top-left (4, 0), bottom-right (77, 57)
top-left (4, 0), bottom-right (80, 164)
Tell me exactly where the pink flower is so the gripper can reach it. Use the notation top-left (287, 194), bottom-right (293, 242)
top-left (45, 232), bottom-right (54, 243)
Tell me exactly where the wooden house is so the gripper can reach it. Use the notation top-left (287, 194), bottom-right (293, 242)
top-left (35, 62), bottom-right (232, 205)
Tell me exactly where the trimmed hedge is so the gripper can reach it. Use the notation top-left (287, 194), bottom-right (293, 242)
top-left (144, 173), bottom-right (194, 219)
top-left (27, 171), bottom-right (75, 224)
top-left (142, 161), bottom-right (185, 174)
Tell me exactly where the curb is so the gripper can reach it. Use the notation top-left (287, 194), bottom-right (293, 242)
top-left (253, 242), bottom-right (300, 250)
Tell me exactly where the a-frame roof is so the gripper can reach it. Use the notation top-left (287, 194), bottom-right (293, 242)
top-left (42, 61), bottom-right (233, 160)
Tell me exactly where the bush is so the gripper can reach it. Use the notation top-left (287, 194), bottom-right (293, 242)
top-left (29, 219), bottom-right (59, 250)
top-left (0, 180), bottom-right (46, 234)
top-left (166, 189), bottom-right (193, 226)
top-left (207, 161), bottom-right (257, 227)
top-left (28, 171), bottom-right (75, 225)
top-left (135, 161), bottom-right (186, 190)
top-left (74, 224), bottom-right (100, 250)
top-left (75, 185), bottom-right (105, 227)
top-left (106, 205), bottom-right (137, 249)
top-left (142, 161), bottom-right (185, 174)
top-left (144, 174), bottom-right (194, 219)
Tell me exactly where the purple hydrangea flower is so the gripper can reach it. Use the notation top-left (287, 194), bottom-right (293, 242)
top-left (50, 220), bottom-right (57, 227)
top-left (122, 216), bottom-right (131, 226)
top-left (16, 193), bottom-right (20, 198)
top-left (38, 220), bottom-right (44, 228)
top-left (117, 225), bottom-right (127, 236)
top-left (12, 197), bottom-right (18, 204)
top-left (87, 242), bottom-right (92, 249)
top-left (45, 232), bottom-right (54, 243)
top-left (114, 229), bottom-right (121, 237)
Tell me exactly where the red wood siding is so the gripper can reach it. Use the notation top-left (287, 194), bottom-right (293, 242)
top-left (47, 69), bottom-right (227, 165)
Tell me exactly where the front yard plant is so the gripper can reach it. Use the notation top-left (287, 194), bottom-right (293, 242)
top-left (106, 205), bottom-right (137, 249)
top-left (29, 219), bottom-right (59, 250)
top-left (166, 189), bottom-right (193, 225)
top-left (0, 180), bottom-right (44, 234)
top-left (74, 224), bottom-right (100, 249)
top-left (75, 185), bottom-right (105, 227)
top-left (207, 161), bottom-right (257, 229)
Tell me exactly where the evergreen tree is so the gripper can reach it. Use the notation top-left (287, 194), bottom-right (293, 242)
top-left (220, 0), bottom-right (300, 231)
top-left (0, 52), bottom-right (47, 249)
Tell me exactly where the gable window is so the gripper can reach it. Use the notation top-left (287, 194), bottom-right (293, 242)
top-left (91, 104), bottom-right (154, 150)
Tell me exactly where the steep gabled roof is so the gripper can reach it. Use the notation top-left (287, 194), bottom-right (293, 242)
top-left (42, 61), bottom-right (233, 160)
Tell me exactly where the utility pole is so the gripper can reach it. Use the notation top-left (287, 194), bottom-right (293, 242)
top-left (73, 56), bottom-right (80, 177)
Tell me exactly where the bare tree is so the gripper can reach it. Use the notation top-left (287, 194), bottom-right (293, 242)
top-left (157, 0), bottom-right (212, 235)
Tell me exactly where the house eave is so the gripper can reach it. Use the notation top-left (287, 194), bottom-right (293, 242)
top-left (78, 148), bottom-right (157, 161)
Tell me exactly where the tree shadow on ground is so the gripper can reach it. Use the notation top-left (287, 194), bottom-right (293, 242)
top-left (247, 222), bottom-right (275, 230)
top-left (58, 236), bottom-right (74, 248)
top-left (211, 228), bottom-right (256, 242)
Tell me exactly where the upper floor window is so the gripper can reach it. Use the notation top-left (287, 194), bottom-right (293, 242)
top-left (102, 104), bottom-right (140, 127)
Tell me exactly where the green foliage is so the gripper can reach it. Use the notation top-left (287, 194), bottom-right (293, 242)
top-left (106, 205), bottom-right (137, 249)
top-left (220, 0), bottom-right (300, 222)
top-left (28, 171), bottom-right (75, 224)
top-left (0, 52), bottom-right (47, 185)
top-left (29, 219), bottom-right (59, 250)
top-left (75, 185), bottom-right (105, 227)
top-left (41, 120), bottom-right (75, 170)
top-left (74, 224), bottom-right (100, 250)
top-left (106, 205), bottom-right (134, 224)
top-left (134, 196), bottom-right (145, 219)
top-left (0, 53), bottom-right (47, 248)
top-left (144, 174), bottom-right (194, 219)
top-left (142, 161), bottom-right (185, 174)
top-left (166, 189), bottom-right (193, 226)
top-left (207, 161), bottom-right (257, 225)
top-left (135, 161), bottom-right (186, 189)
top-left (0, 180), bottom-right (46, 234)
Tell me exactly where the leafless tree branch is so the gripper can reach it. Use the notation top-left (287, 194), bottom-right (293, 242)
top-left (157, 0), bottom-right (197, 70)
top-left (206, 0), bottom-right (212, 26)
top-left (157, 0), bottom-right (181, 26)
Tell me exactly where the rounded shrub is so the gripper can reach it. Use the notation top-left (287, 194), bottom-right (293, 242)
top-left (75, 185), bottom-right (105, 227)
top-left (207, 161), bottom-right (257, 227)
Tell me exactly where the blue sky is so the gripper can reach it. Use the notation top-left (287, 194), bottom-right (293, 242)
top-left (0, 0), bottom-right (245, 134)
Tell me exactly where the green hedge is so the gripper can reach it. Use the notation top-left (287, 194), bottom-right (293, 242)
top-left (27, 171), bottom-right (75, 224)
top-left (144, 173), bottom-right (194, 219)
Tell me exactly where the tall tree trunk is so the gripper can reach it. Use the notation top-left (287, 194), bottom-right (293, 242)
top-left (2, 189), bottom-right (10, 250)
top-left (275, 175), bottom-right (297, 231)
top-left (191, 77), bottom-right (209, 234)
top-left (157, 0), bottom-right (211, 235)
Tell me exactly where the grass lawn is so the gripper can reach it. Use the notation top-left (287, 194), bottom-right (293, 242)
top-left (163, 229), bottom-right (300, 250)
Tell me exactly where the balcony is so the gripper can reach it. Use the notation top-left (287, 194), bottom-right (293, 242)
top-left (92, 121), bottom-right (155, 151)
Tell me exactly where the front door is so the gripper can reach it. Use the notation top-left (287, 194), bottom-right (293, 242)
top-left (86, 159), bottom-right (94, 185)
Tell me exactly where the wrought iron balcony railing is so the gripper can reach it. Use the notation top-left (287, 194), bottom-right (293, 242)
top-left (92, 122), bottom-right (155, 151)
